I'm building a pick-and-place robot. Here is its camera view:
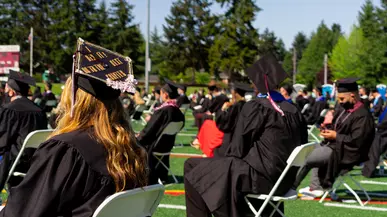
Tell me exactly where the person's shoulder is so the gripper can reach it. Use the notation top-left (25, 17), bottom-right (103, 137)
top-left (49, 128), bottom-right (109, 174)
top-left (4, 97), bottom-right (43, 112)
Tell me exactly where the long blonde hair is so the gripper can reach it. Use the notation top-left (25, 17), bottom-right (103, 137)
top-left (50, 77), bottom-right (148, 191)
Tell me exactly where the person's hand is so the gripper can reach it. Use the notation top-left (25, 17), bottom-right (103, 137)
top-left (145, 115), bottom-right (151, 122)
top-left (320, 130), bottom-right (337, 140)
top-left (205, 111), bottom-right (211, 115)
top-left (135, 133), bottom-right (139, 137)
top-left (222, 102), bottom-right (231, 111)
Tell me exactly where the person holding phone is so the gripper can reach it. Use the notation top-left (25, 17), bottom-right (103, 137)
top-left (290, 78), bottom-right (375, 198)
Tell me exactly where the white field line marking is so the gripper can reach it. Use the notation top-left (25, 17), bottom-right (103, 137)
top-left (360, 180), bottom-right (387, 185)
top-left (158, 204), bottom-right (186, 210)
top-left (324, 203), bottom-right (387, 211)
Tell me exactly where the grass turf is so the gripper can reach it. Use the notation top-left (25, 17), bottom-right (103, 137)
top-left (131, 111), bottom-right (387, 217)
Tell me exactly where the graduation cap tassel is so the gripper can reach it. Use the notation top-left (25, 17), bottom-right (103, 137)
top-left (264, 74), bottom-right (285, 116)
top-left (71, 54), bottom-right (76, 118)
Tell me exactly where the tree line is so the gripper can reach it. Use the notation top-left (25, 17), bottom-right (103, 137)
top-left (1, 0), bottom-right (386, 87)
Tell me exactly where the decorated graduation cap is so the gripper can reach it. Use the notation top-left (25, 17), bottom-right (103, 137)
top-left (336, 78), bottom-right (359, 93)
top-left (72, 38), bottom-right (137, 116)
top-left (7, 70), bottom-right (36, 95)
top-left (162, 78), bottom-right (179, 99)
top-left (231, 82), bottom-right (253, 96)
top-left (246, 54), bottom-right (288, 116)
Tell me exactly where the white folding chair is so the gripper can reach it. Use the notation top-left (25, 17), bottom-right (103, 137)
top-left (143, 101), bottom-right (157, 115)
top-left (301, 103), bottom-right (310, 114)
top-left (131, 104), bottom-right (148, 125)
top-left (179, 104), bottom-right (190, 116)
top-left (33, 98), bottom-right (42, 105)
top-left (45, 100), bottom-right (57, 107)
top-left (5, 130), bottom-right (54, 184)
top-left (93, 184), bottom-right (165, 217)
top-left (319, 170), bottom-right (371, 206)
top-left (245, 142), bottom-right (318, 217)
top-left (152, 121), bottom-right (184, 184)
top-left (307, 109), bottom-right (328, 142)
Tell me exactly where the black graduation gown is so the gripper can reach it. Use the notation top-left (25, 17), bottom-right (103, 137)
top-left (304, 99), bottom-right (328, 125)
top-left (296, 96), bottom-right (309, 112)
top-left (363, 113), bottom-right (387, 177)
top-left (213, 101), bottom-right (246, 157)
top-left (0, 128), bottom-right (139, 217)
top-left (318, 104), bottom-right (375, 188)
top-left (41, 92), bottom-right (57, 113)
top-left (372, 97), bottom-right (384, 118)
top-left (208, 94), bottom-right (229, 115)
top-left (176, 94), bottom-right (190, 107)
top-left (361, 97), bottom-right (371, 111)
top-left (0, 97), bottom-right (48, 190)
top-left (185, 98), bottom-right (308, 217)
top-left (137, 105), bottom-right (185, 182)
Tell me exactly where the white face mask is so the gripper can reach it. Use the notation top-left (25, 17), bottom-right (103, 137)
top-left (311, 92), bottom-right (316, 98)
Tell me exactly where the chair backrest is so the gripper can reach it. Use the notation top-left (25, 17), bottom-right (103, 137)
top-left (6, 129), bottom-right (54, 184)
top-left (286, 142), bottom-right (318, 167)
top-left (258, 142), bottom-right (318, 204)
top-left (180, 104), bottom-right (190, 110)
top-left (320, 109), bottom-right (328, 118)
top-left (45, 100), bottom-right (57, 107)
top-left (136, 104), bottom-right (148, 112)
top-left (34, 98), bottom-right (42, 105)
top-left (93, 184), bottom-right (165, 217)
top-left (23, 129), bottom-right (54, 149)
top-left (153, 121), bottom-right (184, 150)
top-left (301, 103), bottom-right (310, 114)
top-left (145, 99), bottom-right (155, 107)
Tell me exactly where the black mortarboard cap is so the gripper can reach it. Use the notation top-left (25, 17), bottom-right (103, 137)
top-left (246, 54), bottom-right (288, 93)
top-left (177, 84), bottom-right (187, 92)
top-left (154, 86), bottom-right (161, 95)
top-left (7, 70), bottom-right (36, 95)
top-left (337, 78), bottom-right (359, 93)
top-left (72, 38), bottom-right (137, 116)
top-left (232, 82), bottom-right (253, 96)
top-left (315, 85), bottom-right (323, 94)
top-left (162, 79), bottom-right (179, 99)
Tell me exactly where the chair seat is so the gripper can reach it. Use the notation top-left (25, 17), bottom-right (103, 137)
top-left (245, 193), bottom-right (297, 201)
top-left (153, 152), bottom-right (171, 156)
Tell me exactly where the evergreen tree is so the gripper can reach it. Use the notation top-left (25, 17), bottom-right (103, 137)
top-left (150, 27), bottom-right (166, 75)
top-left (163, 0), bottom-right (217, 82)
top-left (298, 21), bottom-right (335, 86)
top-left (109, 0), bottom-right (144, 75)
top-left (258, 28), bottom-right (287, 61)
top-left (209, 0), bottom-right (259, 77)
top-left (292, 32), bottom-right (309, 61)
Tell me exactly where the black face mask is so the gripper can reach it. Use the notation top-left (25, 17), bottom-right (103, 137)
top-left (340, 101), bottom-right (353, 110)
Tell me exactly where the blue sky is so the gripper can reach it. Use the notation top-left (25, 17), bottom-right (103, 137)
top-left (106, 0), bottom-right (381, 49)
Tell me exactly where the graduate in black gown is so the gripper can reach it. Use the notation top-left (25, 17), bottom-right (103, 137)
top-left (207, 84), bottom-right (229, 116)
top-left (371, 88), bottom-right (384, 118)
top-left (296, 89), bottom-right (310, 112)
top-left (279, 84), bottom-right (294, 104)
top-left (184, 54), bottom-right (308, 217)
top-left (363, 98), bottom-right (387, 177)
top-left (213, 82), bottom-right (252, 157)
top-left (293, 78), bottom-right (375, 197)
top-left (0, 39), bottom-right (148, 217)
top-left (359, 87), bottom-right (371, 111)
top-left (304, 86), bottom-right (328, 125)
top-left (137, 79), bottom-right (185, 183)
top-left (0, 70), bottom-right (48, 191)
top-left (40, 82), bottom-right (57, 113)
top-left (176, 84), bottom-right (190, 107)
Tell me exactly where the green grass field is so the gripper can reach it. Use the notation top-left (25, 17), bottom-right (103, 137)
top-left (131, 110), bottom-right (387, 217)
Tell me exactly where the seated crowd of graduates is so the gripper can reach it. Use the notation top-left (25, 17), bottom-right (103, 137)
top-left (0, 37), bottom-right (386, 217)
